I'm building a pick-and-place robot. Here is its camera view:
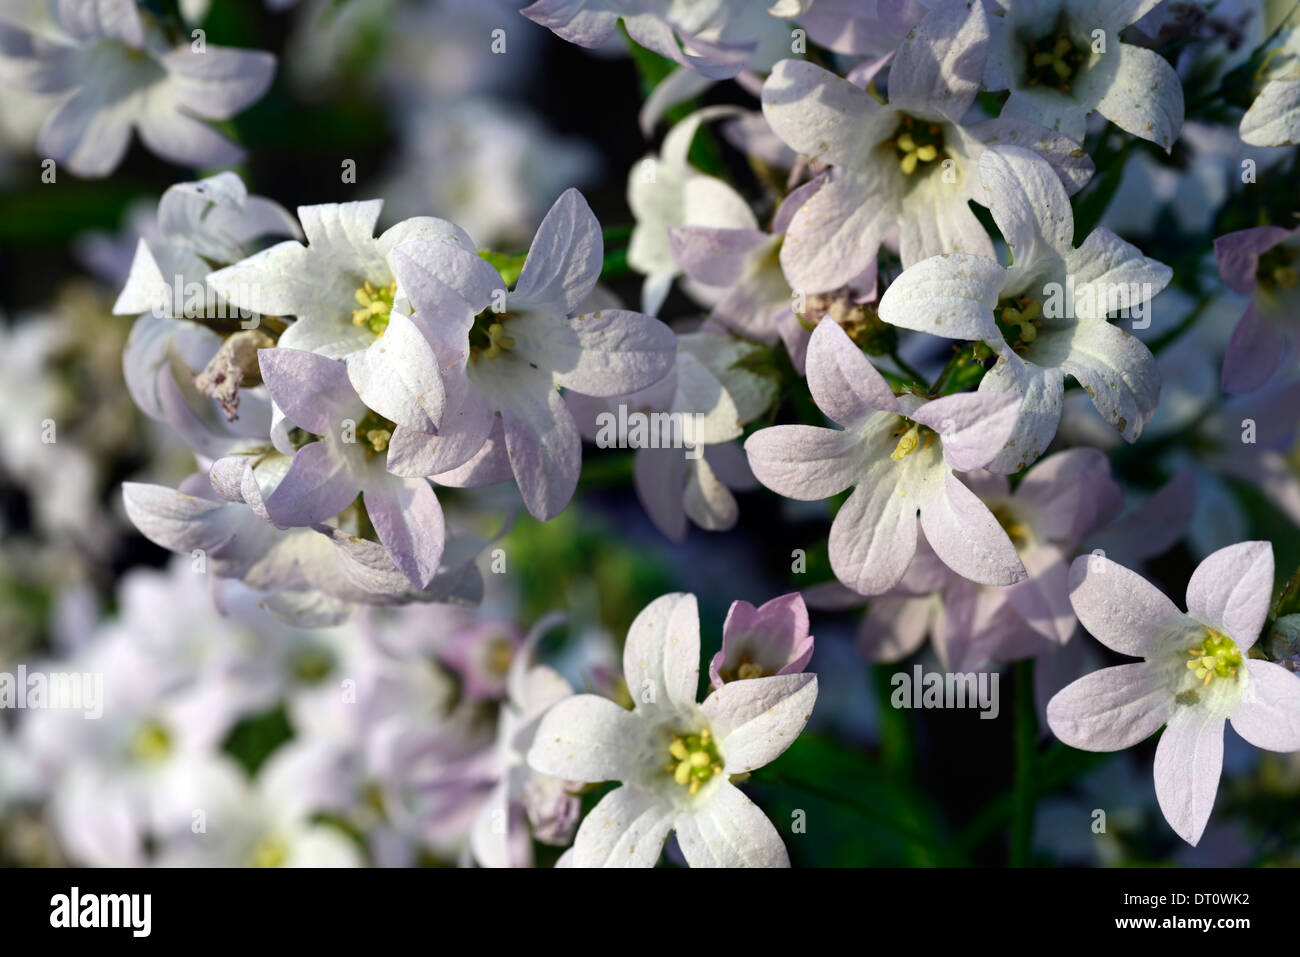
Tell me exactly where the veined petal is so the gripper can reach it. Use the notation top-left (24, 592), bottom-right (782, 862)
top-left (528, 695), bottom-right (643, 784)
top-left (1046, 662), bottom-right (1173, 751)
top-left (1154, 708), bottom-right (1224, 846)
top-left (362, 476), bottom-right (445, 590)
top-left (878, 253), bottom-right (1005, 342)
top-left (1229, 660), bottom-right (1300, 751)
top-left (830, 466), bottom-right (918, 595)
top-left (805, 318), bottom-right (900, 425)
top-left (918, 471), bottom-right (1026, 586)
top-left (702, 673), bottom-right (817, 773)
top-left (745, 424), bottom-right (864, 501)
top-left (674, 782), bottom-right (790, 867)
top-left (511, 188), bottom-right (603, 314)
top-left (622, 592), bottom-right (702, 714)
top-left (888, 0), bottom-right (989, 123)
top-left (569, 785), bottom-right (674, 868)
top-left (1066, 551), bottom-right (1187, 657)
top-left (1185, 541), bottom-right (1273, 651)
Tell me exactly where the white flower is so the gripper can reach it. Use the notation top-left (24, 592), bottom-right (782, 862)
top-left (878, 145), bottom-right (1171, 473)
top-left (0, 0), bottom-right (275, 176)
top-left (528, 593), bottom-right (818, 867)
top-left (984, 0), bottom-right (1184, 149)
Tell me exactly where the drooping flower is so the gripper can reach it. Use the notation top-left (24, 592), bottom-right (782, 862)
top-left (983, 0), bottom-right (1184, 149)
top-left (760, 0), bottom-right (1093, 292)
top-left (1047, 542), bottom-right (1300, 846)
top-left (527, 593), bottom-right (818, 867)
top-left (387, 188), bottom-right (677, 521)
top-left (1213, 224), bottom-right (1300, 394)
top-left (709, 592), bottom-right (814, 688)
top-left (878, 145), bottom-right (1171, 473)
top-left (745, 317), bottom-right (1026, 596)
top-left (0, 0), bottom-right (275, 176)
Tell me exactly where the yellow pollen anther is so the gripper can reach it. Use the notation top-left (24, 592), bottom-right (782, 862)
top-left (1184, 630), bottom-right (1243, 686)
top-left (891, 423), bottom-right (922, 461)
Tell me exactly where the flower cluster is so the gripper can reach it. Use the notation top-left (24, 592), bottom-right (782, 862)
top-left (3, 0), bottom-right (1300, 868)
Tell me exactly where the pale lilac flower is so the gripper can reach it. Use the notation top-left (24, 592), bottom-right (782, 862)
top-left (0, 0), bottom-right (274, 176)
top-left (1214, 224), bottom-right (1300, 394)
top-left (528, 593), bottom-right (818, 867)
top-left (469, 615), bottom-right (583, 868)
top-left (1240, 28), bottom-right (1300, 146)
top-left (669, 177), bottom-right (822, 358)
top-left (746, 318), bottom-right (1026, 595)
top-left (760, 0), bottom-right (1093, 291)
top-left (389, 188), bottom-right (676, 521)
top-left (878, 145), bottom-right (1170, 472)
top-left (983, 0), bottom-right (1184, 149)
top-left (628, 107), bottom-right (759, 313)
top-left (254, 347), bottom-right (446, 590)
top-left (709, 592), bottom-right (814, 688)
top-left (439, 621), bottom-right (525, 703)
top-left (802, 0), bottom-right (926, 57)
top-left (1047, 542), bottom-right (1300, 846)
top-left (568, 328), bottom-right (766, 541)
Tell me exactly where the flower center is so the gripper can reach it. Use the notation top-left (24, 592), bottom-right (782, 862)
top-left (247, 834), bottom-right (288, 868)
top-left (1185, 630), bottom-right (1243, 686)
top-left (996, 296), bottom-right (1044, 351)
top-left (882, 115), bottom-right (945, 176)
top-left (665, 728), bottom-right (723, 796)
top-left (889, 418), bottom-right (935, 461)
top-left (720, 653), bottom-right (771, 683)
top-left (131, 720), bottom-right (172, 763)
top-left (356, 410), bottom-right (397, 457)
top-left (352, 280), bottom-right (397, 336)
top-left (1257, 246), bottom-right (1298, 296)
top-left (291, 644), bottom-right (335, 684)
top-left (1024, 30), bottom-right (1085, 91)
top-left (468, 308), bottom-right (516, 362)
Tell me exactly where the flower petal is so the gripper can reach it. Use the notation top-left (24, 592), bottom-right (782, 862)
top-left (569, 785), bottom-right (674, 868)
top-left (877, 252), bottom-right (1005, 342)
top-left (673, 781), bottom-right (790, 867)
top-left (1154, 708), bottom-right (1224, 846)
top-left (1185, 541), bottom-right (1273, 650)
top-left (1229, 660), bottom-right (1300, 752)
top-left (1046, 662), bottom-right (1173, 751)
top-left (702, 673), bottom-right (818, 773)
top-left (622, 592), bottom-right (702, 714)
top-left (528, 695), bottom-right (642, 784)
top-left (1066, 551), bottom-right (1186, 657)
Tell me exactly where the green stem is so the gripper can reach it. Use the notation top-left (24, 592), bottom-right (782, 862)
top-left (1010, 659), bottom-right (1037, 867)
top-left (872, 663), bottom-right (915, 778)
top-left (888, 350), bottom-right (928, 391)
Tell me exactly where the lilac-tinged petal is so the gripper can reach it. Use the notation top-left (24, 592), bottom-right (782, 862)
top-left (385, 400), bottom-right (494, 478)
top-left (1229, 661), bottom-right (1300, 751)
top-left (263, 441), bottom-right (359, 528)
top-left (805, 318), bottom-right (899, 425)
top-left (913, 390), bottom-right (1020, 472)
top-left (257, 347), bottom-right (362, 435)
top-left (1222, 304), bottom-right (1286, 395)
top-left (569, 785), bottom-right (674, 868)
top-left (525, 309), bottom-right (676, 398)
top-left (635, 446), bottom-right (688, 542)
top-left (1067, 552), bottom-right (1186, 657)
top-left (877, 253), bottom-right (1004, 342)
top-left (978, 353), bottom-right (1065, 474)
top-left (1005, 545), bottom-right (1076, 644)
top-left (528, 696), bottom-right (642, 784)
top-left (744, 425), bottom-right (863, 501)
top-left (511, 188), bottom-right (603, 314)
top-left (1185, 541), bottom-right (1273, 650)
top-left (760, 58), bottom-right (886, 168)
top-left (713, 592), bottom-right (812, 688)
top-left (1014, 447), bottom-right (1122, 545)
top-left (668, 225), bottom-right (770, 287)
top-left (622, 592), bottom-right (701, 713)
top-left (703, 673), bottom-right (817, 773)
top-left (860, 595), bottom-right (933, 662)
top-left (389, 241), bottom-right (503, 319)
top-left (830, 471), bottom-right (918, 595)
top-left (362, 477), bottom-right (445, 589)
top-left (780, 167), bottom-right (897, 293)
top-left (1240, 75), bottom-right (1300, 146)
top-left (1047, 661), bottom-right (1173, 751)
top-left (1154, 709), bottom-right (1223, 846)
top-left (919, 472), bottom-right (1025, 586)
top-left (520, 0), bottom-right (620, 48)
top-left (674, 782), bottom-right (790, 867)
top-left (1214, 226), bottom-right (1291, 295)
top-left (888, 0), bottom-right (989, 123)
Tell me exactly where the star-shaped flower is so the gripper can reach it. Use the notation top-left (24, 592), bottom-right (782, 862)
top-left (1047, 541), bottom-right (1300, 846)
top-left (745, 317), bottom-right (1027, 595)
top-left (527, 593), bottom-right (818, 867)
top-left (878, 145), bottom-right (1171, 473)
